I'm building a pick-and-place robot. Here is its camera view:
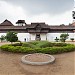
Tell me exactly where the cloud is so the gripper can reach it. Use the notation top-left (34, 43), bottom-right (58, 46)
top-left (27, 10), bottom-right (73, 25)
top-left (0, 1), bottom-right (27, 24)
top-left (0, 0), bottom-right (73, 25)
top-left (3, 0), bottom-right (73, 15)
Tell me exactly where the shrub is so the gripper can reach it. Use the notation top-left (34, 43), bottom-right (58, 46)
top-left (52, 42), bottom-right (67, 47)
top-left (0, 45), bottom-right (34, 53)
top-left (36, 45), bottom-right (75, 54)
top-left (70, 38), bottom-right (74, 42)
top-left (8, 41), bottom-right (68, 48)
top-left (36, 41), bottom-right (53, 48)
top-left (28, 41), bottom-right (39, 45)
top-left (60, 33), bottom-right (69, 42)
top-left (54, 37), bottom-right (59, 42)
top-left (5, 31), bottom-right (18, 43)
top-left (22, 43), bottom-right (36, 48)
top-left (0, 41), bottom-right (75, 54)
top-left (11, 43), bottom-right (23, 46)
top-left (0, 35), bottom-right (6, 42)
top-left (0, 45), bottom-right (10, 51)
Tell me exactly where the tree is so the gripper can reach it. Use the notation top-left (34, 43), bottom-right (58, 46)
top-left (54, 37), bottom-right (59, 42)
top-left (70, 38), bottom-right (74, 42)
top-left (60, 33), bottom-right (69, 42)
top-left (5, 31), bottom-right (18, 43)
top-left (0, 35), bottom-right (6, 42)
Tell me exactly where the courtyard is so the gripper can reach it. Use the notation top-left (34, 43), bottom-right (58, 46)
top-left (0, 42), bottom-right (75, 75)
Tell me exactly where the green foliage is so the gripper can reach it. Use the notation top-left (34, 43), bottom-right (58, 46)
top-left (11, 43), bottom-right (22, 46)
top-left (36, 42), bottom-right (53, 48)
top-left (0, 41), bottom-right (75, 54)
top-left (0, 35), bottom-right (6, 42)
top-left (52, 42), bottom-right (67, 47)
top-left (60, 33), bottom-right (69, 42)
top-left (70, 38), bottom-right (74, 42)
top-left (54, 37), bottom-right (59, 42)
top-left (9, 41), bottom-right (69, 47)
top-left (0, 45), bottom-right (36, 53)
top-left (22, 42), bottom-right (36, 48)
top-left (5, 31), bottom-right (18, 43)
top-left (22, 41), bottom-right (53, 48)
top-left (28, 41), bottom-right (39, 45)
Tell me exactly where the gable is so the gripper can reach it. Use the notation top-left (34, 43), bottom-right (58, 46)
top-left (0, 19), bottom-right (14, 26)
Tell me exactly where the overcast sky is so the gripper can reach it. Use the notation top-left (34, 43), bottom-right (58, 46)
top-left (0, 0), bottom-right (74, 25)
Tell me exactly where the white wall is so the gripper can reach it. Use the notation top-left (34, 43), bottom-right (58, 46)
top-left (74, 33), bottom-right (75, 39)
top-left (0, 33), bottom-right (6, 42)
top-left (66, 33), bottom-right (75, 41)
top-left (30, 33), bottom-right (47, 41)
top-left (17, 33), bottom-right (30, 42)
top-left (0, 33), bottom-right (30, 42)
top-left (47, 33), bottom-right (75, 41)
top-left (40, 33), bottom-right (47, 40)
top-left (0, 32), bottom-right (75, 42)
top-left (0, 33), bottom-right (6, 37)
top-left (30, 33), bottom-right (36, 40)
top-left (47, 33), bottom-right (61, 41)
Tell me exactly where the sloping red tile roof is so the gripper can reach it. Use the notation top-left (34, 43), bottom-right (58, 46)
top-left (0, 19), bottom-right (14, 26)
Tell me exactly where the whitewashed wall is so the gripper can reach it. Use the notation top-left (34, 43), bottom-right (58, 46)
top-left (66, 33), bottom-right (75, 41)
top-left (0, 33), bottom-right (6, 42)
top-left (30, 33), bottom-right (36, 40)
top-left (0, 33), bottom-right (30, 42)
top-left (0, 33), bottom-right (6, 37)
top-left (40, 33), bottom-right (47, 40)
top-left (0, 33), bottom-right (75, 42)
top-left (47, 33), bottom-right (75, 41)
top-left (47, 33), bottom-right (61, 41)
top-left (17, 33), bottom-right (30, 42)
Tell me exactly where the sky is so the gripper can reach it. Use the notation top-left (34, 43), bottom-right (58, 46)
top-left (0, 0), bottom-right (74, 25)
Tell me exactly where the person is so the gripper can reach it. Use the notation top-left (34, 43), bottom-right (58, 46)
top-left (24, 38), bottom-right (26, 42)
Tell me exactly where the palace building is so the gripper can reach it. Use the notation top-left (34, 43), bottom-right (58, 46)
top-left (0, 19), bottom-right (75, 42)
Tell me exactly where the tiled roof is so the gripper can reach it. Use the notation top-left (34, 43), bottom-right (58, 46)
top-left (0, 20), bottom-right (75, 31)
top-left (16, 20), bottom-right (26, 24)
top-left (49, 26), bottom-right (75, 30)
top-left (0, 19), bottom-right (14, 26)
top-left (0, 26), bottom-right (26, 29)
top-left (0, 24), bottom-right (75, 30)
top-left (26, 22), bottom-right (50, 28)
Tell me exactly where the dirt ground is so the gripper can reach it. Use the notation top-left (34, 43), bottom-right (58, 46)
top-left (0, 42), bottom-right (75, 75)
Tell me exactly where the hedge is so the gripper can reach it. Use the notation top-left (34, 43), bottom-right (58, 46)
top-left (9, 41), bottom-right (71, 47)
top-left (0, 44), bottom-right (75, 54)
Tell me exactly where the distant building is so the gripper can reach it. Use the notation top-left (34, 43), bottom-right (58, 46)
top-left (0, 19), bottom-right (75, 41)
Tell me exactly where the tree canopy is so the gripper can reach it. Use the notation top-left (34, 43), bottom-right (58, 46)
top-left (60, 33), bottom-right (69, 42)
top-left (0, 35), bottom-right (6, 42)
top-left (5, 31), bottom-right (18, 43)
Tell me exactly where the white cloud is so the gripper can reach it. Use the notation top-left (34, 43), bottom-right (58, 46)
top-left (28, 11), bottom-right (73, 25)
top-left (0, 1), bottom-right (27, 25)
top-left (0, 1), bottom-right (73, 25)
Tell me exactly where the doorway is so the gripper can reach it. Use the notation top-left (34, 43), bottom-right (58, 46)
top-left (36, 34), bottom-right (41, 41)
